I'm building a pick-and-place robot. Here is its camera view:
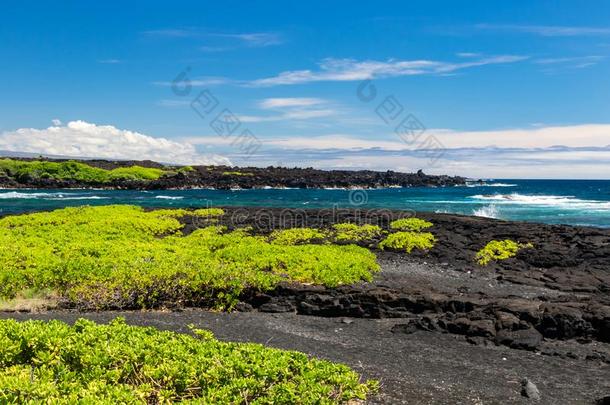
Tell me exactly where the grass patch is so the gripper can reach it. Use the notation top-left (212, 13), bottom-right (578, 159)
top-left (333, 223), bottom-right (382, 242)
top-left (0, 206), bottom-right (379, 309)
top-left (475, 240), bottom-right (533, 266)
top-left (0, 318), bottom-right (377, 403)
top-left (0, 289), bottom-right (58, 312)
top-left (0, 159), bottom-right (166, 183)
top-left (379, 232), bottom-right (436, 253)
top-left (389, 218), bottom-right (433, 232)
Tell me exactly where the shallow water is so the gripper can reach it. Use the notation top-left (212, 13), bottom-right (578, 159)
top-left (1, 179), bottom-right (609, 228)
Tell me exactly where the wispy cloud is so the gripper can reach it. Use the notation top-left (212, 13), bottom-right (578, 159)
top-left (210, 32), bottom-right (283, 47)
top-left (142, 28), bottom-right (283, 49)
top-left (98, 59), bottom-right (122, 64)
top-left (258, 98), bottom-right (326, 109)
top-left (248, 55), bottom-right (527, 86)
top-left (476, 24), bottom-right (610, 37)
top-left (456, 52), bottom-right (481, 58)
top-left (533, 55), bottom-right (604, 69)
top-left (238, 97), bottom-right (335, 122)
top-left (153, 76), bottom-right (234, 87)
top-left (142, 29), bottom-right (194, 37)
top-left (156, 99), bottom-right (192, 108)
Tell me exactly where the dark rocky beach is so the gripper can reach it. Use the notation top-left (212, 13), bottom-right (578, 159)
top-left (0, 157), bottom-right (467, 189)
top-left (4, 206), bottom-right (609, 403)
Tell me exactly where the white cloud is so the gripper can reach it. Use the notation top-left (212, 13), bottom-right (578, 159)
top-left (180, 124), bottom-right (610, 178)
top-left (533, 55), bottom-right (604, 70)
top-left (237, 97), bottom-right (336, 122)
top-left (258, 98), bottom-right (326, 109)
top-left (248, 55), bottom-right (527, 86)
top-left (153, 77), bottom-right (234, 87)
top-left (212, 32), bottom-right (283, 47)
top-left (475, 24), bottom-right (610, 37)
top-left (98, 59), bottom-right (122, 64)
top-left (156, 99), bottom-right (192, 108)
top-left (188, 124), bottom-right (610, 151)
top-left (0, 121), bottom-right (230, 165)
top-left (143, 29), bottom-right (283, 48)
top-left (456, 52), bottom-right (481, 58)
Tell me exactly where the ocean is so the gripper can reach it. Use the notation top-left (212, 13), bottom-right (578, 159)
top-left (1, 179), bottom-right (609, 228)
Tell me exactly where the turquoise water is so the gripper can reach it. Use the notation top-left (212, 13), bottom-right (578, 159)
top-left (1, 180), bottom-right (610, 228)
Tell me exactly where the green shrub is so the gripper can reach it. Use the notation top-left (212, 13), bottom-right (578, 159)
top-left (270, 228), bottom-right (327, 245)
top-left (0, 206), bottom-right (379, 309)
top-left (192, 208), bottom-right (225, 217)
top-left (222, 171), bottom-right (253, 176)
top-left (475, 240), bottom-right (533, 266)
top-left (378, 231), bottom-right (436, 253)
top-left (0, 318), bottom-right (377, 403)
top-left (0, 159), bottom-right (166, 183)
top-left (333, 223), bottom-right (382, 242)
top-left (389, 218), bottom-right (433, 232)
top-left (107, 166), bottom-right (165, 181)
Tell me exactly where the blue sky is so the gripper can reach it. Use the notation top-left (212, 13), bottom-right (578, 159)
top-left (1, 0), bottom-right (609, 178)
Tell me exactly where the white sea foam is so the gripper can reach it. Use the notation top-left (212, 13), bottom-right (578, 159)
top-left (0, 191), bottom-right (108, 200)
top-left (154, 195), bottom-right (184, 200)
top-left (465, 182), bottom-right (517, 187)
top-left (472, 204), bottom-right (499, 218)
top-left (469, 193), bottom-right (610, 210)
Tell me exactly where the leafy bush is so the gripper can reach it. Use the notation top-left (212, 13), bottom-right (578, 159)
top-left (333, 223), bottom-right (382, 242)
top-left (0, 206), bottom-right (379, 309)
top-left (389, 218), bottom-right (433, 232)
top-left (222, 171), bottom-right (253, 176)
top-left (0, 159), bottom-right (166, 183)
top-left (270, 227), bottom-right (327, 245)
top-left (0, 318), bottom-right (377, 403)
top-left (192, 208), bottom-right (225, 217)
top-left (378, 231), bottom-right (436, 253)
top-left (475, 240), bottom-right (533, 266)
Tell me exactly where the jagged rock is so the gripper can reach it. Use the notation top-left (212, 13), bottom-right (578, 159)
top-left (596, 395), bottom-right (610, 405)
top-left (496, 328), bottom-right (543, 351)
top-left (259, 301), bottom-right (295, 313)
top-left (521, 378), bottom-right (541, 401)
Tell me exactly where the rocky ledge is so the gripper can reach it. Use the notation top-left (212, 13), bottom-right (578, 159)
top-left (179, 207), bottom-right (609, 357)
top-left (0, 157), bottom-right (467, 189)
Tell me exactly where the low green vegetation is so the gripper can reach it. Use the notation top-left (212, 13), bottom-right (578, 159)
top-left (0, 318), bottom-right (377, 403)
top-left (333, 223), bottom-right (382, 242)
top-left (0, 158), bottom-right (165, 183)
top-left (389, 218), bottom-right (433, 232)
top-left (379, 217), bottom-right (436, 253)
top-left (270, 227), bottom-right (327, 245)
top-left (378, 231), bottom-right (436, 253)
top-left (0, 206), bottom-right (379, 309)
top-left (475, 239), bottom-right (534, 266)
top-left (192, 208), bottom-right (225, 217)
top-left (222, 171), bottom-right (254, 176)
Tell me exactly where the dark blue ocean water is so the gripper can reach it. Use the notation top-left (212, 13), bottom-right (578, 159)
top-left (1, 180), bottom-right (610, 228)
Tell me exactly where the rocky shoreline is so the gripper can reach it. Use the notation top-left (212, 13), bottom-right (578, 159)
top-left (181, 208), bottom-right (610, 352)
top-left (2, 205), bottom-right (609, 403)
top-left (0, 157), bottom-right (467, 189)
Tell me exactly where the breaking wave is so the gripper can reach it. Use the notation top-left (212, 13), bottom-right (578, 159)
top-left (472, 204), bottom-right (499, 219)
top-left (154, 195), bottom-right (184, 200)
top-left (0, 191), bottom-right (108, 200)
top-left (469, 193), bottom-right (610, 211)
